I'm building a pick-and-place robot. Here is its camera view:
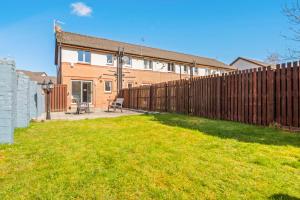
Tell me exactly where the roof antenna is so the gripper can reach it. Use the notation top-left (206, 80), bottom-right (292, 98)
top-left (140, 37), bottom-right (145, 55)
top-left (53, 19), bottom-right (65, 33)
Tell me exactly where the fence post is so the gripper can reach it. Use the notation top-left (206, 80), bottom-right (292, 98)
top-left (292, 61), bottom-right (299, 127)
top-left (149, 85), bottom-right (153, 111)
top-left (165, 83), bottom-right (168, 112)
top-left (267, 66), bottom-right (274, 125)
top-left (0, 59), bottom-right (16, 144)
top-left (136, 88), bottom-right (139, 110)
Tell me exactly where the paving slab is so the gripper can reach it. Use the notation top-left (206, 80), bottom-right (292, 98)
top-left (37, 109), bottom-right (141, 121)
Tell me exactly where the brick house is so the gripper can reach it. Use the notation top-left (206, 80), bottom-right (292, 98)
top-left (230, 57), bottom-right (275, 70)
top-left (54, 31), bottom-right (235, 110)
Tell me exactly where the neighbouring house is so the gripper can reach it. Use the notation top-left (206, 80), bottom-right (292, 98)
top-left (16, 70), bottom-right (57, 85)
top-left (54, 30), bottom-right (236, 110)
top-left (230, 57), bottom-right (275, 70)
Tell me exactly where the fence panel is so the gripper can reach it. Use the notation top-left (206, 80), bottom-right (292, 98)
top-left (119, 62), bottom-right (300, 129)
top-left (49, 84), bottom-right (67, 112)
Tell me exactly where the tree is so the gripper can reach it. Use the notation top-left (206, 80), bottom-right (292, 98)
top-left (283, 0), bottom-right (300, 58)
top-left (265, 52), bottom-right (282, 64)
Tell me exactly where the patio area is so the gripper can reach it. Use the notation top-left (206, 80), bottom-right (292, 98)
top-left (38, 109), bottom-right (142, 121)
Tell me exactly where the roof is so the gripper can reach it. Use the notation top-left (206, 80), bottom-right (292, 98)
top-left (17, 70), bottom-right (57, 84)
top-left (56, 31), bottom-right (236, 70)
top-left (230, 57), bottom-right (272, 68)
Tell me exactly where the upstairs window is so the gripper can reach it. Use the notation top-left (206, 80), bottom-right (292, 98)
top-left (123, 56), bottom-right (132, 67)
top-left (194, 67), bottom-right (199, 75)
top-left (183, 66), bottom-right (188, 73)
top-left (205, 69), bottom-right (211, 76)
top-left (78, 50), bottom-right (91, 63)
top-left (168, 63), bottom-right (175, 72)
top-left (106, 54), bottom-right (113, 65)
top-left (144, 60), bottom-right (153, 70)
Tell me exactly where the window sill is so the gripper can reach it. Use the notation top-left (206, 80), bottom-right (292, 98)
top-left (77, 62), bottom-right (91, 65)
top-left (104, 91), bottom-right (112, 94)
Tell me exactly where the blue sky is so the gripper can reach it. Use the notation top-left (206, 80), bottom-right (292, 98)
top-left (0, 0), bottom-right (296, 75)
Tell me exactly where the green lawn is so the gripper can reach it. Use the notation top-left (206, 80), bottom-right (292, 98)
top-left (0, 114), bottom-right (299, 200)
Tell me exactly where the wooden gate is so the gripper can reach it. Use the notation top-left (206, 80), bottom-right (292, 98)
top-left (48, 84), bottom-right (67, 112)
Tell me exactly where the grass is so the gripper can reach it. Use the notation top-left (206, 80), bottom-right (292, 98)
top-left (0, 114), bottom-right (299, 200)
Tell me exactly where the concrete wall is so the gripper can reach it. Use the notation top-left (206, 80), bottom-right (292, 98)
top-left (0, 59), bottom-right (45, 144)
top-left (0, 59), bottom-right (16, 144)
top-left (16, 73), bottom-right (30, 128)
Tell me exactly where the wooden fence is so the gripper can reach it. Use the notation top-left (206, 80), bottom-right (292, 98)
top-left (48, 84), bottom-right (67, 112)
top-left (119, 62), bottom-right (300, 129)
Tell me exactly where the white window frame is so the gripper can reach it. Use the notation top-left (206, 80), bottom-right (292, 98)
top-left (71, 80), bottom-right (93, 104)
top-left (104, 81), bottom-right (112, 93)
top-left (194, 67), bottom-right (199, 75)
top-left (77, 50), bottom-right (91, 64)
top-left (144, 59), bottom-right (153, 70)
top-left (106, 54), bottom-right (113, 65)
top-left (123, 56), bottom-right (132, 67)
top-left (205, 69), bottom-right (211, 76)
top-left (168, 63), bottom-right (175, 72)
top-left (183, 65), bottom-right (188, 73)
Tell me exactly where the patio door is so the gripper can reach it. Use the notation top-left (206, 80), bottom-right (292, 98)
top-left (72, 80), bottom-right (93, 104)
top-left (82, 82), bottom-right (92, 103)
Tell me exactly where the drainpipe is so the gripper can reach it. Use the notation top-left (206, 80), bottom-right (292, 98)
top-left (117, 47), bottom-right (124, 93)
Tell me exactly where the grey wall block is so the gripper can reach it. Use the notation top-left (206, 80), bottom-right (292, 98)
top-left (1, 59), bottom-right (46, 144)
top-left (28, 81), bottom-right (38, 119)
top-left (0, 59), bottom-right (16, 144)
top-left (16, 72), bottom-right (30, 128)
top-left (36, 86), bottom-right (45, 117)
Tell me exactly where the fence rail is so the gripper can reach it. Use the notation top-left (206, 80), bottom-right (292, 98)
top-left (119, 62), bottom-right (300, 128)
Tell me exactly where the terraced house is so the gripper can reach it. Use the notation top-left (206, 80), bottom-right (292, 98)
top-left (54, 30), bottom-right (235, 110)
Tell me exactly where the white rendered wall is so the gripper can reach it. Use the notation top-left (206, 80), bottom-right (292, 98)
top-left (61, 47), bottom-right (223, 76)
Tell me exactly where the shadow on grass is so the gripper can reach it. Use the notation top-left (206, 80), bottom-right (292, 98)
top-left (269, 194), bottom-right (300, 200)
top-left (152, 113), bottom-right (300, 147)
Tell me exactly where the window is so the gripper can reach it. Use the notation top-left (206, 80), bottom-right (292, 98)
top-left (78, 50), bottom-right (91, 63)
top-left (168, 63), bottom-right (175, 72)
top-left (72, 81), bottom-right (81, 103)
top-left (104, 81), bottom-right (112, 93)
top-left (194, 67), bottom-right (199, 75)
top-left (183, 66), bottom-right (188, 73)
top-left (123, 56), bottom-right (132, 66)
top-left (128, 82), bottom-right (133, 88)
top-left (144, 60), bottom-right (153, 70)
top-left (205, 69), bottom-right (211, 76)
top-left (106, 54), bottom-right (113, 65)
top-left (71, 80), bottom-right (92, 103)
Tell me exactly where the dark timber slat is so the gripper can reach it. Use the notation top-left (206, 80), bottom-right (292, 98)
top-left (287, 63), bottom-right (293, 126)
top-left (249, 69), bottom-right (253, 124)
top-left (293, 62), bottom-right (299, 127)
top-left (119, 61), bottom-right (300, 129)
top-left (281, 64), bottom-right (287, 126)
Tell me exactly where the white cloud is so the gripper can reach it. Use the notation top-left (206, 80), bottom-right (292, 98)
top-left (71, 2), bottom-right (92, 17)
